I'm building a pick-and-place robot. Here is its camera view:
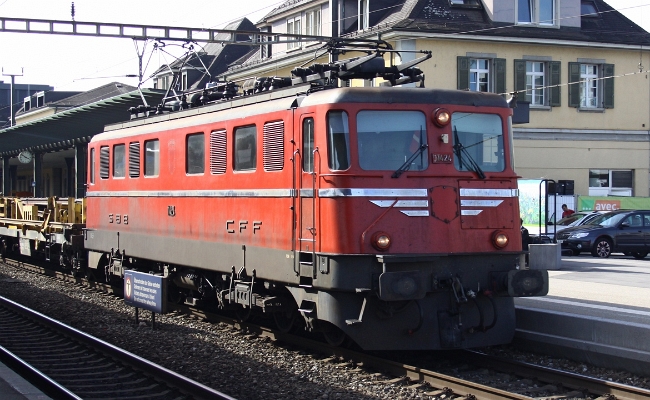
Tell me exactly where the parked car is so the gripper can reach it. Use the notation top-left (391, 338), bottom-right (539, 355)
top-left (530, 211), bottom-right (603, 241)
top-left (555, 210), bottom-right (650, 258)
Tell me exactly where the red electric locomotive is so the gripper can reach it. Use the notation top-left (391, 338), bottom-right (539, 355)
top-left (83, 41), bottom-right (548, 350)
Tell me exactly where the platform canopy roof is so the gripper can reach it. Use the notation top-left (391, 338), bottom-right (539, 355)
top-left (0, 88), bottom-right (165, 157)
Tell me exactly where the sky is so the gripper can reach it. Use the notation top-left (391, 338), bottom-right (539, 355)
top-left (0, 0), bottom-right (283, 91)
top-left (1, 0), bottom-right (650, 92)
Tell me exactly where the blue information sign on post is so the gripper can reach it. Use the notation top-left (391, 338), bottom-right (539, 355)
top-left (124, 271), bottom-right (167, 314)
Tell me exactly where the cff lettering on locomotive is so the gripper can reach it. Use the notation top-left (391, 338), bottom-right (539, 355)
top-left (76, 39), bottom-right (548, 350)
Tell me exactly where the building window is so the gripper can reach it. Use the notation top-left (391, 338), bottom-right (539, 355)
top-left (287, 16), bottom-right (301, 50)
top-left (181, 72), bottom-right (188, 91)
top-left (589, 169), bottom-right (633, 196)
top-left (306, 8), bottom-right (321, 36)
top-left (514, 59), bottom-right (561, 107)
top-left (518, 0), bottom-right (556, 25)
top-left (457, 56), bottom-right (506, 94)
top-left (359, 0), bottom-right (369, 30)
top-left (234, 126), bottom-right (257, 171)
top-left (526, 62), bottom-right (545, 105)
top-left (160, 75), bottom-right (170, 90)
top-left (568, 62), bottom-right (614, 109)
top-left (144, 139), bottom-right (160, 177)
top-left (470, 59), bottom-right (490, 92)
top-left (186, 133), bottom-right (205, 174)
top-left (580, 64), bottom-right (598, 108)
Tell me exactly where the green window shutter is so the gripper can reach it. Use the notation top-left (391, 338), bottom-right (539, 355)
top-left (549, 61), bottom-right (561, 107)
top-left (457, 56), bottom-right (469, 90)
top-left (495, 58), bottom-right (506, 95)
top-left (568, 62), bottom-right (581, 108)
top-left (603, 63), bottom-right (614, 109)
top-left (514, 59), bottom-right (526, 93)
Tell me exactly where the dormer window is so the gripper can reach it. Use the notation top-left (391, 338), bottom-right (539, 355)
top-left (517, 0), bottom-right (556, 26)
top-left (581, 1), bottom-right (598, 17)
top-left (23, 97), bottom-right (30, 112)
top-left (449, 0), bottom-right (481, 7)
top-left (359, 0), bottom-right (369, 30)
top-left (36, 92), bottom-right (44, 107)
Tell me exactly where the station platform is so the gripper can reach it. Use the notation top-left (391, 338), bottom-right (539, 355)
top-left (514, 255), bottom-right (650, 376)
top-left (0, 360), bottom-right (51, 400)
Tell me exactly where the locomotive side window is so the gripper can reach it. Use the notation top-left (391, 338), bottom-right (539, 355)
top-left (113, 144), bottom-right (126, 178)
top-left (357, 111), bottom-right (428, 171)
top-left (129, 142), bottom-right (141, 178)
top-left (99, 146), bottom-right (109, 179)
top-left (186, 133), bottom-right (205, 174)
top-left (326, 111), bottom-right (350, 170)
top-left (234, 125), bottom-right (257, 171)
top-left (144, 139), bottom-right (160, 177)
top-left (302, 118), bottom-right (314, 173)
top-left (210, 130), bottom-right (227, 174)
top-left (263, 121), bottom-right (284, 172)
top-left (90, 147), bottom-right (95, 184)
top-left (451, 112), bottom-right (505, 173)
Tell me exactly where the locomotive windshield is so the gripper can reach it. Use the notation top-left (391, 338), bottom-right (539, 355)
top-left (451, 112), bottom-right (505, 174)
top-left (357, 111), bottom-right (428, 171)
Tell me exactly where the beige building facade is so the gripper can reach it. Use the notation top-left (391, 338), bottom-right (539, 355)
top-left (226, 0), bottom-right (650, 197)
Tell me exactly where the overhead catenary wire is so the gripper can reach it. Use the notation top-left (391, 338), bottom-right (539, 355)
top-left (1, 0), bottom-right (650, 110)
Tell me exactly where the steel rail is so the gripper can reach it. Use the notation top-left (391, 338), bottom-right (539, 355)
top-left (5, 257), bottom-right (650, 399)
top-left (0, 295), bottom-right (235, 400)
top-left (0, 344), bottom-right (81, 400)
top-left (464, 350), bottom-right (650, 400)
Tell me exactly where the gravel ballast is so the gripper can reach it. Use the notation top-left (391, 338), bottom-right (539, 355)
top-left (1, 262), bottom-right (648, 399)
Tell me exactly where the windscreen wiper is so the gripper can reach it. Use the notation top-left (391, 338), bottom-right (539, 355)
top-left (392, 128), bottom-right (427, 178)
top-left (453, 126), bottom-right (486, 180)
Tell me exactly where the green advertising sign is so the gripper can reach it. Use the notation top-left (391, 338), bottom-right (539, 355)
top-left (577, 196), bottom-right (650, 211)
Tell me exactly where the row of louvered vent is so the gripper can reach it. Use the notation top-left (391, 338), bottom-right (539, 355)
top-left (98, 121), bottom-right (285, 178)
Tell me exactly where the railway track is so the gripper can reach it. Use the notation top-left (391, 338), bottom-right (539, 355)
top-left (0, 295), bottom-right (234, 400)
top-left (3, 258), bottom-right (650, 399)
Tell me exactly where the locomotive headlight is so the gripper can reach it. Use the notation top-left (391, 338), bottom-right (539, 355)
top-left (432, 108), bottom-right (451, 127)
top-left (492, 231), bottom-right (509, 249)
top-left (372, 232), bottom-right (391, 251)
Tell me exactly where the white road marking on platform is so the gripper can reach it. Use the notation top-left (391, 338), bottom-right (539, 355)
top-left (531, 297), bottom-right (650, 317)
top-left (547, 278), bottom-right (650, 309)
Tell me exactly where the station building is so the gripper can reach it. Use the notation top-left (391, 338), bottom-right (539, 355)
top-left (2, 0), bottom-right (650, 200)
top-left (222, 0), bottom-right (650, 197)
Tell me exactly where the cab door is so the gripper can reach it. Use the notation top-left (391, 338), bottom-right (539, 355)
top-left (297, 115), bottom-right (318, 255)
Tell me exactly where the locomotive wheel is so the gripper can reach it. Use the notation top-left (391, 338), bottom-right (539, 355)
top-left (591, 238), bottom-right (612, 258)
top-left (273, 307), bottom-right (298, 333)
top-left (631, 252), bottom-right (648, 259)
top-left (85, 268), bottom-right (98, 282)
top-left (235, 306), bottom-right (252, 322)
top-left (167, 284), bottom-right (184, 304)
top-left (321, 321), bottom-right (348, 347)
